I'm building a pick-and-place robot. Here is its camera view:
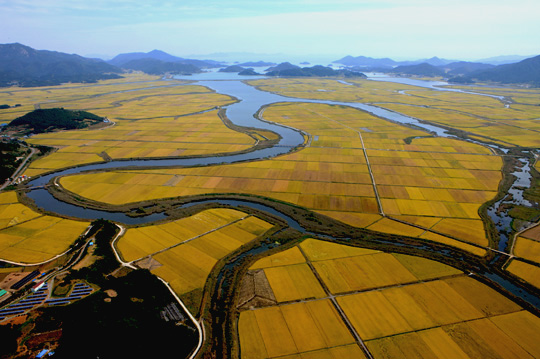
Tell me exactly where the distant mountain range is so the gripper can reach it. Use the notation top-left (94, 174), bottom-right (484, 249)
top-left (0, 45), bottom-right (224, 87)
top-left (458, 55), bottom-right (540, 86)
top-left (333, 55), bottom-right (455, 68)
top-left (389, 63), bottom-right (446, 77)
top-left (108, 50), bottom-right (222, 69)
top-left (475, 55), bottom-right (533, 65)
top-left (0, 43), bottom-right (122, 87)
top-left (334, 53), bottom-right (540, 86)
top-left (0, 43), bottom-right (538, 88)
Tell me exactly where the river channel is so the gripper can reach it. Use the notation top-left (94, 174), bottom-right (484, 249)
top-left (22, 72), bottom-right (540, 308)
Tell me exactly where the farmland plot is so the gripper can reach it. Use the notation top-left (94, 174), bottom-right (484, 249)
top-left (61, 102), bottom-right (501, 253)
top-left (238, 239), bottom-right (540, 359)
top-left (117, 208), bottom-right (274, 300)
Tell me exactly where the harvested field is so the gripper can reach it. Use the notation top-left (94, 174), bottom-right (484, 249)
top-left (237, 269), bottom-right (276, 310)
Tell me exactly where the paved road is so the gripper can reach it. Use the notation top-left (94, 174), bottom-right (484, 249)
top-left (0, 146), bottom-right (37, 191)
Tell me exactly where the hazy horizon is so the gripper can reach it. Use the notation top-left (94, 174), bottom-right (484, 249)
top-left (1, 0), bottom-right (539, 62)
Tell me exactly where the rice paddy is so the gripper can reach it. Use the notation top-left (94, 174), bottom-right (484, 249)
top-left (0, 197), bottom-right (89, 263)
top-left (60, 102), bottom-right (501, 254)
top-left (0, 74), bottom-right (259, 176)
top-left (238, 238), bottom-right (539, 359)
top-left (116, 208), bottom-right (274, 300)
top-left (2, 74), bottom-right (540, 358)
top-left (249, 78), bottom-right (540, 148)
top-left (512, 234), bottom-right (540, 264)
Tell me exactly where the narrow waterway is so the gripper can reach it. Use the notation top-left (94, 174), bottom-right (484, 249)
top-left (20, 72), bottom-right (540, 309)
top-left (26, 73), bottom-right (535, 250)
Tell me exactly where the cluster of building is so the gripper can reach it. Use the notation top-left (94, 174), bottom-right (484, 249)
top-left (12, 174), bottom-right (30, 184)
top-left (0, 269), bottom-right (94, 322)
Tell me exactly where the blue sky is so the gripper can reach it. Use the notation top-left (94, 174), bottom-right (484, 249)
top-left (0, 0), bottom-right (539, 61)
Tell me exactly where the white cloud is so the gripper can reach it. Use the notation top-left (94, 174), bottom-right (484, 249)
top-left (1, 0), bottom-right (539, 58)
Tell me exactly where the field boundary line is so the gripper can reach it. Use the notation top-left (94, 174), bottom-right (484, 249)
top-left (296, 245), bottom-right (375, 359)
top-left (387, 216), bottom-right (513, 257)
top-left (262, 273), bottom-right (467, 309)
top-left (128, 216), bottom-right (250, 264)
top-left (0, 214), bottom-right (46, 233)
top-left (503, 221), bottom-right (540, 269)
top-left (302, 108), bottom-right (384, 215)
top-left (355, 308), bottom-right (524, 343)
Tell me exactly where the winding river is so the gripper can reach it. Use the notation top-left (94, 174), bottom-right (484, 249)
top-left (22, 72), bottom-right (540, 309)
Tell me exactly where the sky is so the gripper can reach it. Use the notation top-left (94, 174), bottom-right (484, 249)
top-left (0, 0), bottom-right (539, 62)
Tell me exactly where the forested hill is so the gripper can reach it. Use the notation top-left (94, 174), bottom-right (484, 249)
top-left (7, 108), bottom-right (105, 134)
top-left (267, 65), bottom-right (366, 78)
top-left (463, 55), bottom-right (540, 86)
top-left (120, 59), bottom-right (202, 75)
top-left (0, 43), bottom-right (122, 87)
top-left (389, 63), bottom-right (445, 77)
top-left (108, 50), bottom-right (221, 69)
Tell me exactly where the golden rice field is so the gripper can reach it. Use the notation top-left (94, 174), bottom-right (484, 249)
top-left (24, 108), bottom-right (255, 176)
top-left (506, 259), bottom-right (540, 289)
top-left (0, 73), bottom-right (163, 123)
top-left (117, 208), bottom-right (274, 298)
top-left (0, 76), bottom-right (263, 176)
top-left (0, 192), bottom-right (89, 263)
top-left (250, 78), bottom-right (540, 148)
top-left (60, 102), bottom-right (500, 254)
top-left (506, 224), bottom-right (540, 288)
top-left (239, 300), bottom-right (365, 359)
top-left (512, 233), bottom-right (540, 264)
top-left (238, 238), bottom-right (540, 359)
top-left (249, 77), bottom-right (436, 104)
top-left (379, 103), bottom-right (540, 148)
top-left (0, 191), bottom-right (41, 229)
top-left (447, 85), bottom-right (540, 106)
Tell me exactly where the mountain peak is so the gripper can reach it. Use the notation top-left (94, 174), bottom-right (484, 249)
top-left (0, 42), bottom-right (122, 87)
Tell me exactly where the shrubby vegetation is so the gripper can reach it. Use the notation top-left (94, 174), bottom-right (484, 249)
top-left (0, 140), bottom-right (28, 182)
